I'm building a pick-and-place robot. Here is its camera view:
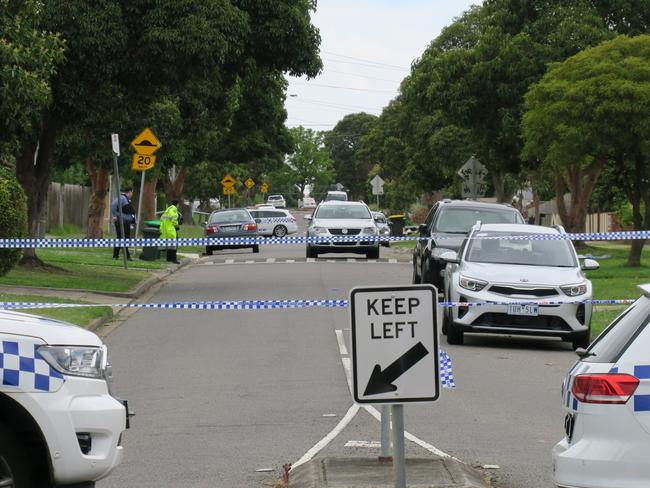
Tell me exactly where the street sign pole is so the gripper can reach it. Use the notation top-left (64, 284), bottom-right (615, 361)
top-left (111, 134), bottom-right (128, 270)
top-left (135, 170), bottom-right (146, 239)
top-left (380, 405), bottom-right (392, 461)
top-left (228, 193), bottom-right (231, 208)
top-left (391, 405), bottom-right (406, 488)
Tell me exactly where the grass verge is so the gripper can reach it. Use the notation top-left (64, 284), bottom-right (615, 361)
top-left (583, 243), bottom-right (650, 300)
top-left (0, 293), bottom-right (112, 328)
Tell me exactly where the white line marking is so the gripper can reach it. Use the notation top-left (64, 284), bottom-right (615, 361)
top-left (347, 258), bottom-right (356, 263)
top-left (245, 260), bottom-right (254, 264)
top-left (327, 259), bottom-right (336, 263)
top-left (266, 257), bottom-right (276, 263)
top-left (286, 259), bottom-right (295, 263)
top-left (291, 403), bottom-right (360, 471)
top-left (307, 258), bottom-right (316, 263)
top-left (335, 329), bottom-right (348, 356)
top-left (389, 258), bottom-right (397, 263)
top-left (342, 358), bottom-right (353, 397)
top-left (345, 440), bottom-right (381, 448)
top-left (362, 405), bottom-right (457, 460)
top-left (226, 259), bottom-right (235, 264)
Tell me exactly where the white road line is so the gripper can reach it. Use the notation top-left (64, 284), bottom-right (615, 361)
top-left (307, 258), bottom-right (316, 263)
top-left (341, 358), bottom-right (353, 397)
top-left (335, 329), bottom-right (348, 356)
top-left (245, 260), bottom-right (254, 264)
top-left (291, 403), bottom-right (360, 471)
top-left (345, 440), bottom-right (381, 448)
top-left (266, 257), bottom-right (276, 263)
top-left (286, 259), bottom-right (295, 263)
top-left (347, 258), bottom-right (356, 263)
top-left (226, 259), bottom-right (235, 264)
top-left (389, 258), bottom-right (397, 263)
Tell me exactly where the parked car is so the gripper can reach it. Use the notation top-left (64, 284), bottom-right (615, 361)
top-left (372, 211), bottom-right (391, 247)
top-left (249, 208), bottom-right (298, 237)
top-left (300, 197), bottom-right (317, 208)
top-left (266, 194), bottom-right (286, 208)
top-left (553, 284), bottom-right (650, 488)
top-left (325, 190), bottom-right (348, 202)
top-left (306, 200), bottom-right (379, 259)
top-left (0, 311), bottom-right (129, 487)
top-left (413, 199), bottom-right (525, 289)
top-left (204, 208), bottom-right (259, 255)
top-left (440, 223), bottom-right (599, 347)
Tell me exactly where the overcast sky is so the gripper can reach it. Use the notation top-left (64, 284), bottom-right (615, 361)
top-left (285, 1), bottom-right (478, 131)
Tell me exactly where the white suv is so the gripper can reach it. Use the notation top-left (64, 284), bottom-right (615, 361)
top-left (306, 200), bottom-right (379, 259)
top-left (0, 311), bottom-right (129, 487)
top-left (266, 195), bottom-right (286, 208)
top-left (440, 223), bottom-right (599, 348)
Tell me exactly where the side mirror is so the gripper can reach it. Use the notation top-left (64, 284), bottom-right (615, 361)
top-left (418, 224), bottom-right (427, 235)
top-left (202, 221), bottom-right (207, 227)
top-left (439, 251), bottom-right (460, 264)
top-left (581, 258), bottom-right (600, 271)
top-left (304, 215), bottom-right (312, 221)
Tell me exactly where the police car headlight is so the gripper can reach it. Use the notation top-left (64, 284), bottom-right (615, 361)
top-left (362, 227), bottom-right (378, 235)
top-left (38, 345), bottom-right (106, 379)
top-left (561, 283), bottom-right (587, 297)
top-left (459, 275), bottom-right (488, 292)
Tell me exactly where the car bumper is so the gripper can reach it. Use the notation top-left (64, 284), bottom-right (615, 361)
top-left (450, 290), bottom-right (591, 336)
top-left (553, 437), bottom-right (650, 488)
top-left (309, 236), bottom-right (379, 253)
top-left (8, 377), bottom-right (127, 485)
top-left (206, 232), bottom-right (258, 249)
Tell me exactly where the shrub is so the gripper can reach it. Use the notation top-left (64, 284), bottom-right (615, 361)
top-left (0, 169), bottom-right (27, 275)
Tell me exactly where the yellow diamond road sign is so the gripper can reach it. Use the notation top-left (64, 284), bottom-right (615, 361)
top-left (131, 128), bottom-right (162, 156)
top-left (245, 178), bottom-right (255, 189)
top-left (260, 182), bottom-right (269, 193)
top-left (221, 175), bottom-right (236, 188)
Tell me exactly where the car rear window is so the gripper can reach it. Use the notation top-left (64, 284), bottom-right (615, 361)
top-left (315, 204), bottom-right (371, 219)
top-left (434, 208), bottom-right (522, 233)
top-left (210, 210), bottom-right (251, 223)
top-left (583, 296), bottom-right (650, 363)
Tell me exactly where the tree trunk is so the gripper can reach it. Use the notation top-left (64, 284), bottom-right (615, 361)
top-left (15, 116), bottom-right (58, 265)
top-left (163, 167), bottom-right (187, 202)
top-left (141, 176), bottom-right (158, 222)
top-left (626, 153), bottom-right (648, 267)
top-left (555, 160), bottom-right (605, 234)
top-left (85, 159), bottom-right (111, 238)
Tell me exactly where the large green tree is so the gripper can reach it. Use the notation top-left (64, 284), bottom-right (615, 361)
top-left (523, 35), bottom-right (650, 264)
top-left (283, 126), bottom-right (334, 201)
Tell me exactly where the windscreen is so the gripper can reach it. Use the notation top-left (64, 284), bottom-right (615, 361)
top-left (315, 205), bottom-right (371, 219)
top-left (434, 208), bottom-right (521, 233)
top-left (465, 232), bottom-right (577, 267)
top-left (210, 210), bottom-right (251, 223)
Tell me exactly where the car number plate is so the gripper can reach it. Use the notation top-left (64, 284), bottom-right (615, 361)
top-left (221, 226), bottom-right (238, 232)
top-left (507, 304), bottom-right (539, 316)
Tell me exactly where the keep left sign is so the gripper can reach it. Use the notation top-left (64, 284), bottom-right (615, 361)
top-left (351, 285), bottom-right (439, 404)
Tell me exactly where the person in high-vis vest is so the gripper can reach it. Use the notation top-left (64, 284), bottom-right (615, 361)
top-left (160, 200), bottom-right (181, 264)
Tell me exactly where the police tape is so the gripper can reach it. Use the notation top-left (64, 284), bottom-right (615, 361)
top-left (0, 298), bottom-right (635, 311)
top-left (1, 229), bottom-right (649, 249)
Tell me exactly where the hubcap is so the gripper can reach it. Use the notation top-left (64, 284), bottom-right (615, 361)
top-left (275, 226), bottom-right (286, 237)
top-left (0, 456), bottom-right (15, 488)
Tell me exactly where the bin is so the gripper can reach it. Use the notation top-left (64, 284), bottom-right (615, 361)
top-left (140, 220), bottom-right (161, 261)
top-left (388, 214), bottom-right (405, 237)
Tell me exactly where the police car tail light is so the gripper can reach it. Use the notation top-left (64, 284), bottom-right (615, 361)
top-left (242, 223), bottom-right (257, 231)
top-left (38, 346), bottom-right (106, 379)
top-left (572, 373), bottom-right (639, 404)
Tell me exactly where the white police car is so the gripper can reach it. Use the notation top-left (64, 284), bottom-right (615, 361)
top-left (248, 208), bottom-right (298, 237)
top-left (553, 284), bottom-right (650, 488)
top-left (0, 311), bottom-right (129, 487)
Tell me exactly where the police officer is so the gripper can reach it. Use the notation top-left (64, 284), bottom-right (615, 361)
top-left (160, 199), bottom-right (182, 264)
top-left (111, 187), bottom-right (136, 260)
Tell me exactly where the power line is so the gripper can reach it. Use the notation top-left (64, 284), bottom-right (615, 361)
top-left (324, 69), bottom-right (403, 84)
top-left (287, 97), bottom-right (382, 112)
top-left (291, 81), bottom-right (397, 94)
top-left (323, 57), bottom-right (409, 72)
top-left (323, 51), bottom-right (410, 70)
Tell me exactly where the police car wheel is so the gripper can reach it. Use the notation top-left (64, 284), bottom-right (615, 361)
top-left (0, 424), bottom-right (34, 488)
top-left (446, 323), bottom-right (464, 345)
top-left (273, 225), bottom-right (287, 237)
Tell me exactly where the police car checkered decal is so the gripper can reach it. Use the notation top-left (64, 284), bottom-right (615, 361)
top-left (439, 350), bottom-right (455, 389)
top-left (0, 340), bottom-right (64, 393)
top-left (0, 229), bottom-right (648, 249)
top-left (633, 365), bottom-right (650, 412)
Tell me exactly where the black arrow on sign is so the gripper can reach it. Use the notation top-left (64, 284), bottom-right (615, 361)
top-left (363, 342), bottom-right (429, 396)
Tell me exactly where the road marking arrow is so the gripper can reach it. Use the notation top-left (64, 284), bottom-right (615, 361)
top-left (363, 342), bottom-right (429, 396)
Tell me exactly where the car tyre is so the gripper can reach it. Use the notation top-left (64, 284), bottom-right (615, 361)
top-left (306, 246), bottom-right (318, 259)
top-left (366, 247), bottom-right (380, 259)
top-left (273, 225), bottom-right (287, 237)
top-left (412, 257), bottom-right (420, 284)
top-left (252, 245), bottom-right (260, 253)
top-left (572, 330), bottom-right (591, 350)
top-left (205, 247), bottom-right (213, 256)
top-left (446, 322), bottom-right (464, 345)
top-left (0, 423), bottom-right (34, 488)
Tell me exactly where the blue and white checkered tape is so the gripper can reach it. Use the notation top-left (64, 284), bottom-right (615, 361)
top-left (0, 229), bottom-right (648, 248)
top-left (0, 338), bottom-right (65, 393)
top-left (439, 350), bottom-right (455, 389)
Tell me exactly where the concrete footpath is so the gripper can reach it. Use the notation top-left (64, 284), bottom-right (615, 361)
top-left (290, 457), bottom-right (489, 488)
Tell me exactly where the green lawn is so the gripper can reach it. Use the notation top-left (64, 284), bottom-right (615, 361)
top-left (0, 293), bottom-right (112, 328)
top-left (591, 306), bottom-right (627, 337)
top-left (583, 243), bottom-right (650, 300)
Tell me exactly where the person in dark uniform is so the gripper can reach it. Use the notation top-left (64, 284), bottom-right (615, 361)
top-left (111, 187), bottom-right (136, 260)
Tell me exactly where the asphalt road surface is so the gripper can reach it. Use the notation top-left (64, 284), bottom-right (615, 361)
top-left (98, 239), bottom-right (578, 488)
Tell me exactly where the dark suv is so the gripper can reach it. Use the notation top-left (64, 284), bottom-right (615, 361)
top-left (412, 200), bottom-right (524, 289)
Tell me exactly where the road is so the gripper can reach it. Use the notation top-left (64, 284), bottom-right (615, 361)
top-left (98, 221), bottom-right (578, 488)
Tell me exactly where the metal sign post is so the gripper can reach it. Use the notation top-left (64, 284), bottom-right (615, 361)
top-left (350, 284), bottom-right (439, 488)
top-left (111, 134), bottom-right (128, 270)
top-left (135, 171), bottom-right (146, 239)
top-left (130, 128), bottom-right (162, 239)
top-left (380, 405), bottom-right (392, 462)
top-left (371, 175), bottom-right (384, 209)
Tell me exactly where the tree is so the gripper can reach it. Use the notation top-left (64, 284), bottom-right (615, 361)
top-left (0, 169), bottom-right (27, 275)
top-left (0, 1), bottom-right (64, 163)
top-left (284, 127), bottom-right (334, 200)
top-left (324, 113), bottom-right (377, 200)
top-left (523, 35), bottom-right (650, 264)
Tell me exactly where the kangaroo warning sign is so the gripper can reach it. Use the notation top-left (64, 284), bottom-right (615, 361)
top-left (350, 285), bottom-right (439, 404)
